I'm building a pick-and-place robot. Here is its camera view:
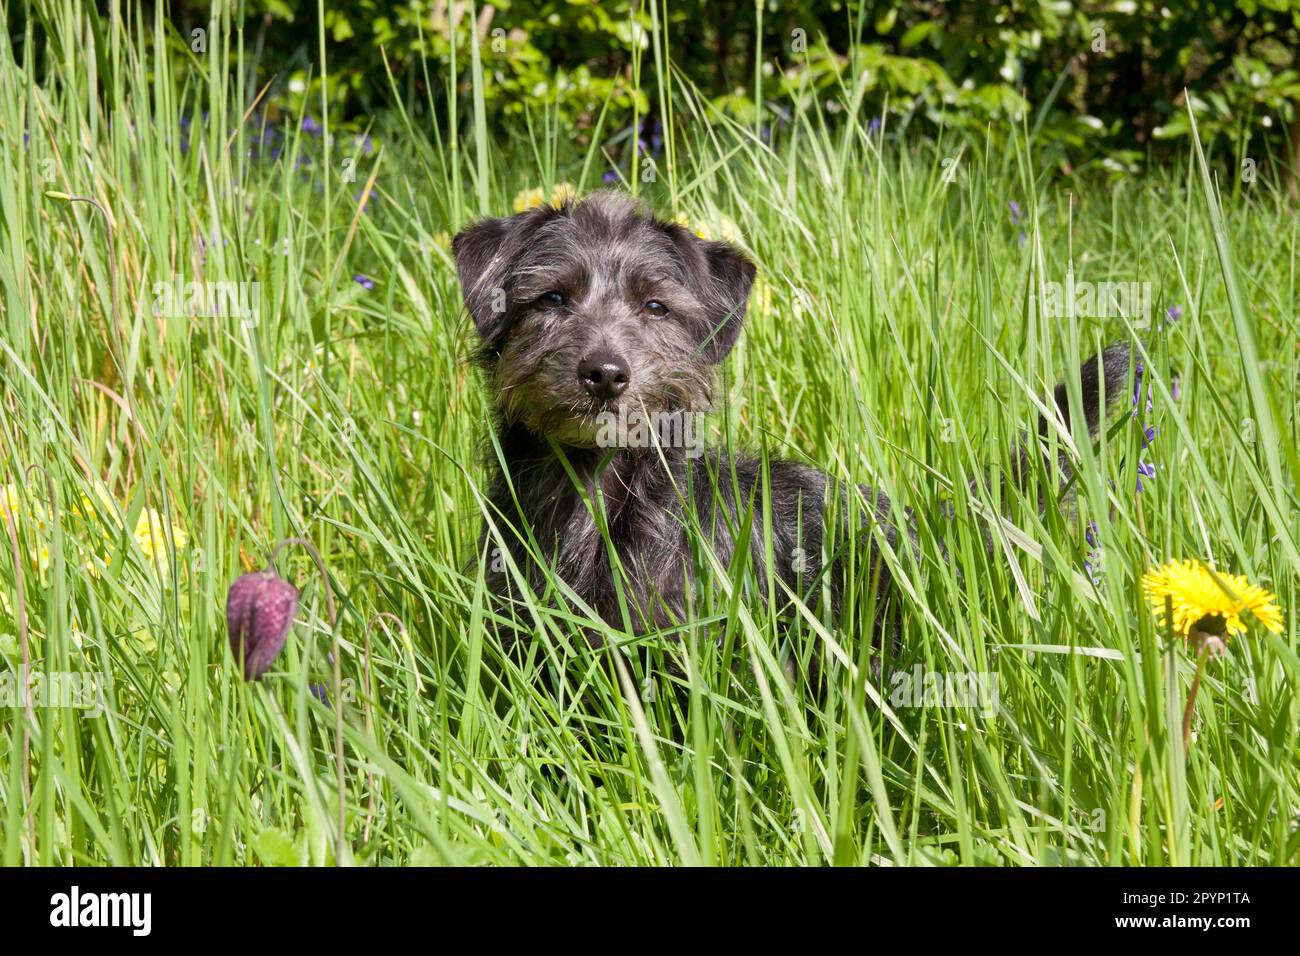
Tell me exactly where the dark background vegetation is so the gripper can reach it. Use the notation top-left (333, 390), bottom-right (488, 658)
top-left (15, 1), bottom-right (1300, 187)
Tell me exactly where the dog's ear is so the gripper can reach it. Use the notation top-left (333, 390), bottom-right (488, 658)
top-left (452, 215), bottom-right (527, 350)
top-left (665, 225), bottom-right (756, 363)
top-left (697, 240), bottom-right (756, 362)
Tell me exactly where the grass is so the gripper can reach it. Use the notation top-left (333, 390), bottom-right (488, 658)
top-left (1, 3), bottom-right (1297, 866)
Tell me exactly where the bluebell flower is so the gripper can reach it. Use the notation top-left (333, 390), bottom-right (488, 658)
top-left (1131, 361), bottom-right (1153, 417)
top-left (1083, 522), bottom-right (1103, 582)
top-left (1086, 556), bottom-right (1101, 584)
top-left (1008, 200), bottom-right (1022, 225)
top-left (1136, 459), bottom-right (1156, 493)
top-left (639, 115), bottom-right (663, 158)
top-left (309, 683), bottom-right (330, 705)
top-left (353, 273), bottom-right (374, 291)
top-left (603, 169), bottom-right (620, 185)
top-left (302, 116), bottom-right (322, 135)
top-left (867, 116), bottom-right (882, 136)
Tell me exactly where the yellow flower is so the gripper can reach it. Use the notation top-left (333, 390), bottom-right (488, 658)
top-left (512, 183), bottom-right (576, 214)
top-left (0, 483), bottom-right (51, 532)
top-left (751, 277), bottom-right (774, 316)
top-left (0, 483), bottom-right (21, 528)
top-left (133, 508), bottom-right (188, 564)
top-left (512, 186), bottom-right (545, 213)
top-left (670, 212), bottom-right (705, 239)
top-left (1141, 559), bottom-right (1283, 640)
top-left (433, 231), bottom-right (451, 250)
top-left (550, 182), bottom-right (576, 207)
top-left (709, 213), bottom-right (742, 243)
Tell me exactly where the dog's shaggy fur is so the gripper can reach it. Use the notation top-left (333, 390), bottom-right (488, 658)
top-left (453, 191), bottom-right (1131, 645)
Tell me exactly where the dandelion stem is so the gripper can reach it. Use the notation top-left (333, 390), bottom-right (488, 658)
top-left (1182, 646), bottom-right (1210, 751)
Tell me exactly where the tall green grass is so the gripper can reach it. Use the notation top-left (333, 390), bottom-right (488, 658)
top-left (0, 3), bottom-right (1296, 866)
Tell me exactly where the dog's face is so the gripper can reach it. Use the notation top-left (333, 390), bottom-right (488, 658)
top-left (452, 191), bottom-right (755, 447)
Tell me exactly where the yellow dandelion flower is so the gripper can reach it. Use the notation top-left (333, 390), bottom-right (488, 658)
top-left (672, 212), bottom-right (709, 239)
top-left (513, 183), bottom-right (577, 213)
top-left (133, 509), bottom-right (188, 564)
top-left (1141, 558), bottom-right (1283, 640)
top-left (751, 277), bottom-right (774, 316)
top-left (550, 182), bottom-right (577, 207)
top-left (0, 483), bottom-right (52, 533)
top-left (512, 186), bottom-right (545, 213)
top-left (0, 483), bottom-right (21, 528)
top-left (710, 213), bottom-right (742, 243)
top-left (433, 231), bottom-right (451, 250)
top-left (84, 554), bottom-right (106, 579)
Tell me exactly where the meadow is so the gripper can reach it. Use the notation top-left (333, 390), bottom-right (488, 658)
top-left (1, 6), bottom-right (1297, 866)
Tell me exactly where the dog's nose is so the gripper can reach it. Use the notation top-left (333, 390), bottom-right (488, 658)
top-left (577, 351), bottom-right (630, 400)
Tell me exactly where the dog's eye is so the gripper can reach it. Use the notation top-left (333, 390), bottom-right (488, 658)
top-left (644, 300), bottom-right (668, 317)
top-left (539, 291), bottom-right (565, 307)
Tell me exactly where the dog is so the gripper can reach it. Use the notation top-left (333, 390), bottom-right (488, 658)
top-left (453, 190), bottom-right (1133, 654)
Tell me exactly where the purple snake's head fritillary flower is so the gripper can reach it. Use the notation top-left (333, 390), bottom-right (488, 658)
top-left (226, 570), bottom-right (300, 680)
top-left (353, 273), bottom-right (374, 291)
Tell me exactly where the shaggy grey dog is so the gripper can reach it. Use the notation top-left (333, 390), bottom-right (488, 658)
top-left (453, 191), bottom-right (1132, 649)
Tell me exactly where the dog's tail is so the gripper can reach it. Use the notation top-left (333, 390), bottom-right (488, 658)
top-left (1001, 340), bottom-right (1138, 508)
